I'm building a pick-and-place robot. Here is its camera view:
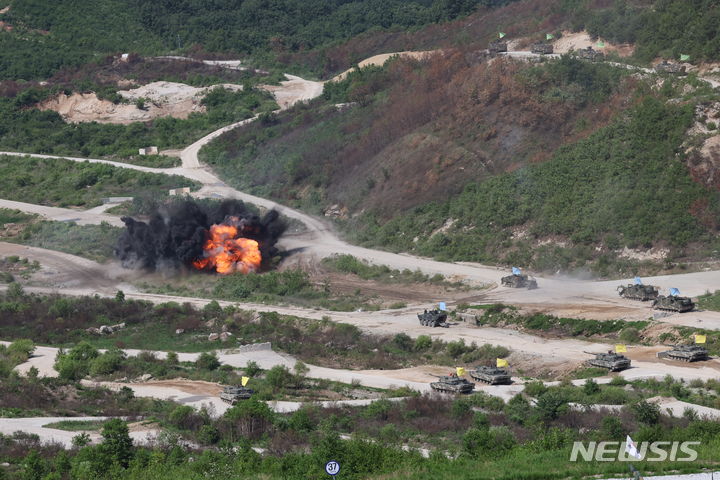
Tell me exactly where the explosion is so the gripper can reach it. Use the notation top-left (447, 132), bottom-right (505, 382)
top-left (115, 199), bottom-right (285, 274)
top-left (192, 218), bottom-right (262, 274)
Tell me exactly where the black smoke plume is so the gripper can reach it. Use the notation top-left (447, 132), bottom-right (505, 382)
top-left (114, 198), bottom-right (285, 272)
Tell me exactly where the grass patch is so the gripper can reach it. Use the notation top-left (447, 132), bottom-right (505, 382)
top-left (0, 208), bottom-right (36, 227)
top-left (322, 254), bottom-right (465, 288)
top-left (140, 268), bottom-right (391, 312)
top-left (473, 305), bottom-right (650, 339)
top-left (42, 419), bottom-right (107, 432)
top-left (0, 256), bottom-right (40, 282)
top-left (0, 155), bottom-right (199, 209)
top-left (3, 221), bottom-right (122, 262)
top-left (698, 290), bottom-right (720, 311)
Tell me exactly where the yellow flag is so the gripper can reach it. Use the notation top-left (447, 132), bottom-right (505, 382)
top-left (695, 334), bottom-right (706, 344)
top-left (497, 358), bottom-right (508, 368)
top-left (241, 376), bottom-right (250, 386)
top-left (456, 367), bottom-right (466, 376)
top-left (615, 344), bottom-right (627, 353)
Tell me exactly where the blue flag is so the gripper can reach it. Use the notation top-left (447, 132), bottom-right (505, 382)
top-left (438, 302), bottom-right (447, 311)
top-left (512, 267), bottom-right (521, 275)
top-left (669, 288), bottom-right (680, 296)
top-left (634, 277), bottom-right (642, 285)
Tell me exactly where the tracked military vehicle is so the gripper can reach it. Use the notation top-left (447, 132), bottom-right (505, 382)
top-left (488, 40), bottom-right (508, 55)
top-left (220, 385), bottom-right (254, 404)
top-left (430, 374), bottom-right (475, 394)
top-left (586, 352), bottom-right (631, 371)
top-left (655, 60), bottom-right (686, 74)
top-left (501, 273), bottom-right (538, 289)
top-left (469, 366), bottom-right (512, 385)
top-left (617, 284), bottom-right (659, 301)
top-left (576, 46), bottom-right (604, 61)
top-left (418, 309), bottom-right (449, 327)
top-left (657, 345), bottom-right (709, 362)
top-left (531, 42), bottom-right (554, 54)
top-left (652, 295), bottom-right (695, 313)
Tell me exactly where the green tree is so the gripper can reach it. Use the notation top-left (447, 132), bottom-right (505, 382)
top-left (100, 419), bottom-right (134, 467)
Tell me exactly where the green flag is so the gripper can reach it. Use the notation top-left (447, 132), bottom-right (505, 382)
top-left (498, 32), bottom-right (506, 38)
top-left (680, 54), bottom-right (690, 61)
top-left (596, 41), bottom-right (605, 48)
top-left (546, 33), bottom-right (554, 40)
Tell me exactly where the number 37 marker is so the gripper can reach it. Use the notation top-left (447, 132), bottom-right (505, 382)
top-left (325, 460), bottom-right (341, 477)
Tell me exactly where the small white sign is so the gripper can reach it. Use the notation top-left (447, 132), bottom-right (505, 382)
top-left (325, 460), bottom-right (341, 476)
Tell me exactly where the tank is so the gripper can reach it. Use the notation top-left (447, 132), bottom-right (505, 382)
top-left (430, 374), bottom-right (475, 394)
top-left (488, 40), bottom-right (508, 55)
top-left (576, 46), bottom-right (604, 61)
top-left (655, 60), bottom-right (686, 74)
top-left (469, 366), bottom-right (512, 385)
top-left (586, 352), bottom-right (631, 371)
top-left (501, 274), bottom-right (538, 289)
top-left (531, 42), bottom-right (554, 55)
top-left (657, 345), bottom-right (709, 362)
top-left (417, 309), bottom-right (449, 327)
top-left (220, 385), bottom-right (254, 404)
top-left (617, 284), bottom-right (659, 301)
top-left (652, 295), bottom-right (695, 313)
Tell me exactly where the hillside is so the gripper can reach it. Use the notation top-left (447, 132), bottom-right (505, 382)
top-left (202, 51), bottom-right (720, 276)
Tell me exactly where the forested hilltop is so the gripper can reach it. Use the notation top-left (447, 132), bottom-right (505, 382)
top-left (0, 0), bottom-right (506, 80)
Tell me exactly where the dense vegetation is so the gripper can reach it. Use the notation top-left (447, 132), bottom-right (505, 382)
top-left (567, 0), bottom-right (720, 63)
top-left (0, 156), bottom-right (197, 208)
top-left (0, 0), bottom-right (498, 80)
top-left (0, 86), bottom-right (276, 159)
top-left (1, 386), bottom-right (719, 479)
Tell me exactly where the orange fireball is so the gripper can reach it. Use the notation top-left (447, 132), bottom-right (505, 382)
top-left (192, 223), bottom-right (262, 274)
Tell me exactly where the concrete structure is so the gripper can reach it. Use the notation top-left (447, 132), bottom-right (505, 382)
top-left (169, 187), bottom-right (191, 196)
top-left (138, 146), bottom-right (158, 155)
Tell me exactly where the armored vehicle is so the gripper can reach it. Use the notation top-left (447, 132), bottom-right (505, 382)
top-left (586, 352), bottom-right (631, 371)
top-left (652, 295), bottom-right (695, 313)
top-left (501, 274), bottom-right (538, 289)
top-left (418, 309), bottom-right (449, 327)
top-left (576, 46), bottom-right (604, 61)
top-left (655, 60), bottom-right (686, 74)
top-left (430, 374), bottom-right (475, 394)
top-left (657, 345), bottom-right (709, 362)
top-left (488, 40), bottom-right (508, 55)
top-left (220, 385), bottom-right (254, 404)
top-left (531, 42), bottom-right (554, 54)
top-left (469, 366), bottom-right (512, 385)
top-left (617, 284), bottom-right (659, 301)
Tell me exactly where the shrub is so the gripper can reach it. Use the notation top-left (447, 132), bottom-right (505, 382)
top-left (414, 335), bottom-right (432, 351)
top-left (583, 378), bottom-right (600, 395)
top-left (195, 352), bottom-right (220, 371)
top-left (632, 400), bottom-right (661, 425)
